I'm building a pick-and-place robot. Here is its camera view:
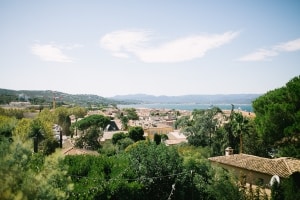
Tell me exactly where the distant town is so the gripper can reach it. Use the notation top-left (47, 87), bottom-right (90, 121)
top-left (1, 76), bottom-right (300, 200)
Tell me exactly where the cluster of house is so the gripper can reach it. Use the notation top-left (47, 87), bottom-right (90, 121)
top-left (69, 107), bottom-right (190, 145)
top-left (100, 107), bottom-right (191, 145)
top-left (65, 107), bottom-right (300, 195)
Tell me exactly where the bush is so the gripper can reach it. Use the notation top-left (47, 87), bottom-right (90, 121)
top-left (112, 132), bottom-right (127, 144)
top-left (128, 126), bottom-right (144, 142)
top-left (98, 141), bottom-right (116, 156)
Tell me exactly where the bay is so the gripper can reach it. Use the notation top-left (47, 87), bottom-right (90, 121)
top-left (118, 103), bottom-right (253, 112)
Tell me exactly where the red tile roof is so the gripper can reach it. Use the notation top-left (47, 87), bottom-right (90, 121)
top-left (208, 154), bottom-right (300, 178)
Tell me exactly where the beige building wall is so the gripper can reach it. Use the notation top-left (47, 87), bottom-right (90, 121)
top-left (210, 162), bottom-right (272, 197)
top-left (144, 125), bottom-right (174, 139)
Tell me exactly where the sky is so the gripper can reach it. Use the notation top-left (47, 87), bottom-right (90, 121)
top-left (1, 0), bottom-right (300, 97)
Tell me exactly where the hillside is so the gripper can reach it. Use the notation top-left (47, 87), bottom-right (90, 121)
top-left (0, 88), bottom-right (261, 107)
top-left (111, 93), bottom-right (261, 104)
top-left (0, 88), bottom-right (125, 107)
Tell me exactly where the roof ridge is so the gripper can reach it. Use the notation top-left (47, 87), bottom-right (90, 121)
top-left (240, 153), bottom-right (271, 160)
top-left (282, 158), bottom-right (293, 175)
top-left (208, 154), bottom-right (298, 178)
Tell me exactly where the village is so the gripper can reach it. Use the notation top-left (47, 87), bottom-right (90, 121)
top-left (60, 105), bottom-right (300, 198)
top-left (66, 107), bottom-right (191, 148)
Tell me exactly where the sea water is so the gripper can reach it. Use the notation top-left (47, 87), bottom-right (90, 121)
top-left (118, 103), bottom-right (253, 112)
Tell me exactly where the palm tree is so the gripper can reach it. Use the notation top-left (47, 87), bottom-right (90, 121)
top-left (29, 119), bottom-right (45, 153)
top-left (230, 112), bottom-right (249, 154)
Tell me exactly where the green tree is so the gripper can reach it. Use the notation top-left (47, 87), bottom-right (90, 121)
top-left (98, 141), bottom-right (117, 156)
top-left (62, 115), bottom-right (71, 136)
top-left (175, 145), bottom-right (212, 199)
top-left (70, 106), bottom-right (87, 136)
top-left (0, 115), bottom-right (17, 140)
top-left (13, 118), bottom-right (32, 143)
top-left (175, 144), bottom-right (243, 200)
top-left (29, 119), bottom-right (45, 153)
top-left (206, 167), bottom-right (243, 200)
top-left (55, 107), bottom-right (71, 136)
top-left (120, 115), bottom-right (129, 130)
top-left (75, 126), bottom-right (102, 150)
top-left (0, 137), bottom-right (73, 199)
top-left (29, 115), bottom-right (59, 155)
top-left (123, 108), bottom-right (139, 120)
top-left (126, 141), bottom-right (183, 200)
top-left (75, 115), bottom-right (110, 150)
top-left (77, 114), bottom-right (110, 133)
top-left (112, 132), bottom-right (127, 144)
top-left (230, 111), bottom-right (250, 154)
top-left (0, 108), bottom-right (24, 119)
top-left (211, 126), bottom-right (229, 156)
top-left (174, 115), bottom-right (191, 129)
top-left (64, 154), bottom-right (142, 200)
top-left (281, 172), bottom-right (300, 200)
top-left (128, 126), bottom-right (145, 142)
top-left (55, 107), bottom-right (69, 125)
top-left (243, 118), bottom-right (269, 157)
top-left (42, 137), bottom-right (60, 155)
top-left (253, 75), bottom-right (300, 158)
top-left (37, 108), bottom-right (56, 125)
top-left (177, 107), bottom-right (223, 149)
top-left (117, 137), bottom-right (134, 151)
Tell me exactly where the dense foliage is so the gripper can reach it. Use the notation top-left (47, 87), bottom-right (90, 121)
top-left (63, 142), bottom-right (245, 200)
top-left (128, 126), bottom-right (145, 142)
top-left (122, 108), bottom-right (139, 120)
top-left (176, 106), bottom-right (257, 156)
top-left (0, 137), bottom-right (73, 199)
top-left (253, 75), bottom-right (300, 158)
top-left (73, 114), bottom-right (111, 150)
top-left (0, 88), bottom-right (125, 107)
top-left (1, 76), bottom-right (300, 199)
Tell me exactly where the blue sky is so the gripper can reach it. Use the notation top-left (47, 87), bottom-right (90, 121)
top-left (1, 0), bottom-right (300, 97)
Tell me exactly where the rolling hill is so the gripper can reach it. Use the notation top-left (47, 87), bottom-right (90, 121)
top-left (111, 93), bottom-right (261, 104)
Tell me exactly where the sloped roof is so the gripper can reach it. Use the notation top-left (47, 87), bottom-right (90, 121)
top-left (208, 154), bottom-right (300, 178)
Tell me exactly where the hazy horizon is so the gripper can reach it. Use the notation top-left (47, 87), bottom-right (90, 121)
top-left (1, 1), bottom-right (300, 97)
top-left (1, 87), bottom-right (263, 99)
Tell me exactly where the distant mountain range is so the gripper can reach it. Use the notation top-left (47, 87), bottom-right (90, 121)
top-left (0, 88), bottom-right (125, 107)
top-left (111, 94), bottom-right (261, 104)
top-left (0, 88), bottom-right (261, 107)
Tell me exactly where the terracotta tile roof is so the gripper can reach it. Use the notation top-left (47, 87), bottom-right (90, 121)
top-left (208, 154), bottom-right (300, 178)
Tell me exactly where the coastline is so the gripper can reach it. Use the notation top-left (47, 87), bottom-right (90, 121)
top-left (118, 103), bottom-right (253, 112)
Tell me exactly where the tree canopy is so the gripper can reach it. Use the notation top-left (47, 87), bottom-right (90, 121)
top-left (253, 75), bottom-right (300, 158)
top-left (128, 126), bottom-right (145, 142)
top-left (76, 114), bottom-right (111, 132)
top-left (0, 137), bottom-right (72, 200)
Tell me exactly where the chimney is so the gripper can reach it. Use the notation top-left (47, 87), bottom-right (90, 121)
top-left (225, 147), bottom-right (233, 156)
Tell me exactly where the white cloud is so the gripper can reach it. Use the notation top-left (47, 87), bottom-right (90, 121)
top-left (31, 43), bottom-right (76, 63)
top-left (274, 38), bottom-right (300, 52)
top-left (238, 49), bottom-right (278, 61)
top-left (100, 30), bottom-right (239, 63)
top-left (238, 37), bottom-right (300, 61)
top-left (138, 32), bottom-right (239, 63)
top-left (100, 30), bottom-right (151, 58)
